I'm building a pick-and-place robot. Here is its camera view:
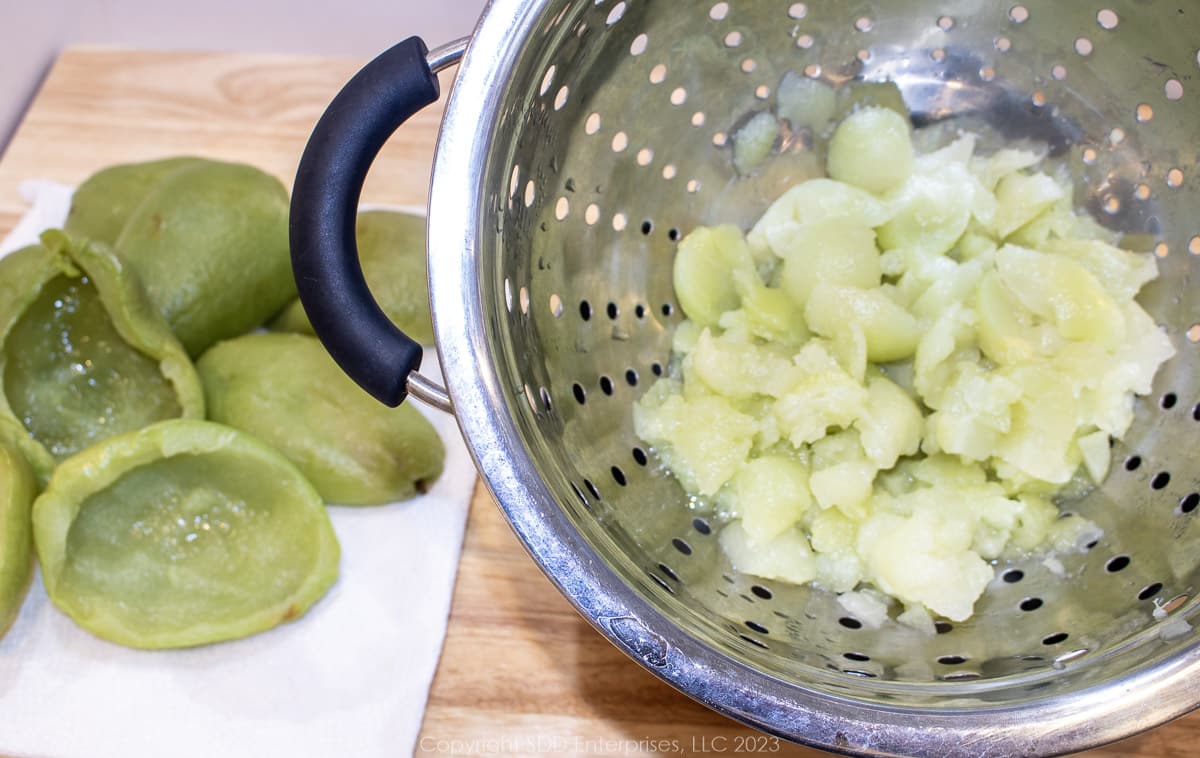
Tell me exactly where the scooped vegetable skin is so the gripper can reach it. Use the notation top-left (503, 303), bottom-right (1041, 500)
top-left (0, 232), bottom-right (203, 486)
top-left (0, 431), bottom-right (35, 639)
top-left (33, 419), bottom-right (340, 649)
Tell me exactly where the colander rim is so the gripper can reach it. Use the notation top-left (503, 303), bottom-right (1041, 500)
top-left (425, 0), bottom-right (1200, 754)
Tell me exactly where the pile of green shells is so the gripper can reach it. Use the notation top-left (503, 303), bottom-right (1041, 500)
top-left (0, 158), bottom-right (443, 649)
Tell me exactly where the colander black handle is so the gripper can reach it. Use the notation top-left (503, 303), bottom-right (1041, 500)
top-left (291, 36), bottom-right (460, 409)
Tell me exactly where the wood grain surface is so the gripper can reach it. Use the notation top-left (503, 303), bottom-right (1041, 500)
top-left (0, 47), bottom-right (1196, 758)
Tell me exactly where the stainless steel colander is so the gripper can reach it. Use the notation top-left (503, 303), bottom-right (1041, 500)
top-left (289, 1), bottom-right (1200, 754)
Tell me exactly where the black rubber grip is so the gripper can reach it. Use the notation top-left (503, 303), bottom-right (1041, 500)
top-left (290, 37), bottom-right (440, 406)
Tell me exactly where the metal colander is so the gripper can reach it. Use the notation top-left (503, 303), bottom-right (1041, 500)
top-left (290, 1), bottom-right (1200, 754)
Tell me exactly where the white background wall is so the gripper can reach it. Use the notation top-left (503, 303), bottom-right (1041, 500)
top-left (0, 0), bottom-right (489, 150)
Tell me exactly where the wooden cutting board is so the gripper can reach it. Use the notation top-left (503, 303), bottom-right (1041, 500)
top-left (0, 47), bottom-right (1194, 757)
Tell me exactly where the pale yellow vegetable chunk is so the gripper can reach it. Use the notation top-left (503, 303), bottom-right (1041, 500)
top-left (916, 134), bottom-right (977, 170)
top-left (1077, 430), bottom-right (1112, 484)
top-left (806, 508), bottom-right (864, 592)
top-left (734, 456), bottom-right (813, 542)
top-left (955, 232), bottom-right (999, 262)
top-left (975, 272), bottom-right (1059, 365)
top-left (1043, 239), bottom-right (1159, 302)
top-left (897, 605), bottom-right (936, 635)
top-left (733, 270), bottom-right (809, 346)
top-left (1009, 495), bottom-right (1061, 552)
top-left (910, 253), bottom-right (990, 320)
top-left (857, 510), bottom-right (993, 622)
top-left (673, 224), bottom-right (753, 327)
top-left (913, 304), bottom-right (976, 402)
top-left (1110, 303), bottom-right (1176, 397)
top-left (777, 73), bottom-right (837, 134)
top-left (890, 255), bottom-right (956, 307)
top-left (772, 341), bottom-right (870, 446)
top-left (828, 323), bottom-right (868, 383)
top-left (747, 179), bottom-right (893, 258)
top-left (815, 551), bottom-right (865, 593)
top-left (827, 106), bottom-right (914, 195)
top-left (719, 521), bottom-right (817, 585)
top-left (1079, 302), bottom-right (1175, 435)
top-left (989, 172), bottom-right (1065, 239)
top-left (925, 363), bottom-right (1022, 461)
top-left (810, 431), bottom-right (876, 518)
top-left (970, 147), bottom-right (1044, 191)
top-left (670, 319), bottom-right (703, 356)
top-left (810, 462), bottom-right (876, 520)
top-left (908, 454), bottom-right (990, 489)
top-left (811, 431), bottom-right (878, 520)
top-left (778, 221), bottom-right (882, 308)
top-left (855, 375), bottom-right (923, 469)
top-left (992, 365), bottom-right (1080, 485)
top-left (837, 590), bottom-right (891, 629)
top-left (995, 244), bottom-right (1125, 346)
top-left (810, 509), bottom-right (857, 552)
top-left (877, 164), bottom-right (976, 261)
top-left (1008, 194), bottom-right (1075, 249)
top-left (733, 112), bottom-right (779, 175)
top-left (690, 328), bottom-right (797, 399)
top-left (632, 387), bottom-right (757, 496)
top-left (804, 284), bottom-right (921, 363)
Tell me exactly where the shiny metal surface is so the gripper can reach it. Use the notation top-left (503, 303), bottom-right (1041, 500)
top-left (363, 40), bottom-right (469, 413)
top-left (426, 37), bottom-right (470, 73)
top-left (406, 370), bottom-right (453, 412)
top-left (424, 1), bottom-right (1200, 754)
top-left (391, 37), bottom-right (468, 414)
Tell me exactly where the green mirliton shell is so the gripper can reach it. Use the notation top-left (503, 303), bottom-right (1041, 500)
top-left (0, 232), bottom-right (204, 486)
top-left (197, 333), bottom-right (444, 505)
top-left (32, 419), bottom-right (340, 649)
top-left (0, 425), bottom-right (35, 639)
top-left (114, 160), bottom-right (296, 355)
top-left (64, 157), bottom-right (204, 245)
top-left (270, 209), bottom-right (434, 345)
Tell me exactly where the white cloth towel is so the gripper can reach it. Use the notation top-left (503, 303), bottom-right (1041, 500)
top-left (0, 180), bottom-right (475, 758)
